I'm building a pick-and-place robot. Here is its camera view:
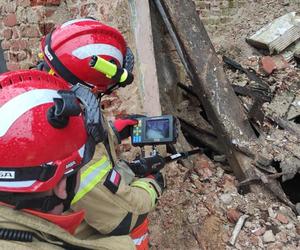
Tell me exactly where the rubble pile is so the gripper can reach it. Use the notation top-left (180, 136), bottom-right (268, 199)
top-left (149, 155), bottom-right (300, 249)
top-left (146, 1), bottom-right (300, 249)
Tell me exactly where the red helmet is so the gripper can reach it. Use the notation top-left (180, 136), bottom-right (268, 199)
top-left (40, 18), bottom-right (128, 92)
top-left (0, 70), bottom-right (95, 193)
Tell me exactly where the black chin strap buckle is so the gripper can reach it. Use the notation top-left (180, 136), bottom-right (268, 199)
top-left (71, 84), bottom-right (105, 144)
top-left (47, 90), bottom-right (82, 129)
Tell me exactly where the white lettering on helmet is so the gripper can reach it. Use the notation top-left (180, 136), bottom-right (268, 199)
top-left (44, 45), bottom-right (53, 61)
top-left (0, 171), bottom-right (15, 179)
top-left (72, 44), bottom-right (123, 66)
top-left (66, 161), bottom-right (76, 169)
top-left (0, 89), bottom-right (60, 137)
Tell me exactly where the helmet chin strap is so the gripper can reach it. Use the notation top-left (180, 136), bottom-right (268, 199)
top-left (0, 173), bottom-right (78, 213)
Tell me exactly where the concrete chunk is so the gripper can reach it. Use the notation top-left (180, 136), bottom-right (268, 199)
top-left (247, 12), bottom-right (300, 54)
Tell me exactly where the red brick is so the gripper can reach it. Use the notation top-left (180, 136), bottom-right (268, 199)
top-left (16, 0), bottom-right (31, 7)
top-left (11, 40), bottom-right (28, 51)
top-left (226, 208), bottom-right (242, 223)
top-left (20, 26), bottom-right (40, 38)
top-left (253, 227), bottom-right (266, 236)
top-left (275, 213), bottom-right (289, 224)
top-left (260, 56), bottom-right (276, 75)
top-left (101, 99), bottom-right (113, 109)
top-left (260, 55), bottom-right (289, 75)
top-left (38, 23), bottom-right (55, 36)
top-left (3, 14), bottom-right (17, 27)
top-left (47, 0), bottom-right (61, 5)
top-left (2, 29), bottom-right (12, 39)
top-left (7, 62), bottom-right (20, 71)
top-left (44, 8), bottom-right (55, 18)
top-left (30, 0), bottom-right (61, 6)
top-left (70, 7), bottom-right (79, 16)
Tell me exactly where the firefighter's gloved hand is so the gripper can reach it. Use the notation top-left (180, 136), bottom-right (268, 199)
top-left (112, 114), bottom-right (145, 143)
top-left (128, 154), bottom-right (166, 177)
top-left (147, 171), bottom-right (166, 194)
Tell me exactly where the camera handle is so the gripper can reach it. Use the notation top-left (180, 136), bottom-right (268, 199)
top-left (137, 145), bottom-right (158, 159)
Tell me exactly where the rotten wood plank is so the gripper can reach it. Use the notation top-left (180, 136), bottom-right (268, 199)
top-left (180, 118), bottom-right (224, 154)
top-left (154, 0), bottom-right (257, 181)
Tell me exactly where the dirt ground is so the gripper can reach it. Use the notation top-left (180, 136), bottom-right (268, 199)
top-left (148, 1), bottom-right (300, 249)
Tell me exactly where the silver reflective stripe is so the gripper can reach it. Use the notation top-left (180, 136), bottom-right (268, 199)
top-left (61, 19), bottom-right (99, 28)
top-left (133, 233), bottom-right (148, 245)
top-left (0, 180), bottom-right (35, 188)
top-left (0, 89), bottom-right (60, 137)
top-left (72, 44), bottom-right (123, 65)
top-left (78, 144), bottom-right (85, 158)
top-left (77, 159), bottom-right (110, 193)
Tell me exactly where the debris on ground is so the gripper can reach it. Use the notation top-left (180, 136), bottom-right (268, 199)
top-left (246, 12), bottom-right (300, 55)
top-left (145, 1), bottom-right (300, 249)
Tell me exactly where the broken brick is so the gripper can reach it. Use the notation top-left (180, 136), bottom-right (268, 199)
top-left (226, 208), bottom-right (242, 223)
top-left (275, 213), bottom-right (289, 224)
top-left (260, 55), bottom-right (289, 75)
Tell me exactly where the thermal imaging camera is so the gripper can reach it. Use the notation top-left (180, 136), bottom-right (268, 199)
top-left (131, 115), bottom-right (177, 147)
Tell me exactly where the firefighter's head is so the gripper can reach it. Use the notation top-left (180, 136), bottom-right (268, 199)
top-left (0, 70), bottom-right (103, 214)
top-left (39, 18), bottom-right (134, 93)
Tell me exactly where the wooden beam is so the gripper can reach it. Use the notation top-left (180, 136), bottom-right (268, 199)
top-left (128, 0), bottom-right (162, 116)
top-left (154, 0), bottom-right (257, 181)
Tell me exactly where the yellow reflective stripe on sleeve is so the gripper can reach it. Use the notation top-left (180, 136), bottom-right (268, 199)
top-left (71, 156), bottom-right (112, 205)
top-left (131, 180), bottom-right (157, 208)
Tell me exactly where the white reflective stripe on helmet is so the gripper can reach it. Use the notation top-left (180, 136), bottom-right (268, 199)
top-left (133, 233), bottom-right (149, 245)
top-left (0, 180), bottom-right (35, 188)
top-left (61, 18), bottom-right (99, 28)
top-left (0, 89), bottom-right (60, 137)
top-left (72, 44), bottom-right (123, 65)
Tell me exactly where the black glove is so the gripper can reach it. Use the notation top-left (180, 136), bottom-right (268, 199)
top-left (128, 154), bottom-right (166, 177)
top-left (151, 171), bottom-right (165, 193)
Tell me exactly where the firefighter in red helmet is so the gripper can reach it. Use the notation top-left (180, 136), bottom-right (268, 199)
top-left (0, 70), bottom-right (136, 249)
top-left (39, 18), bottom-right (165, 249)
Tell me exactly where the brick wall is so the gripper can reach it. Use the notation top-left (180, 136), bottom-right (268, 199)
top-left (0, 0), bottom-right (139, 118)
top-left (0, 0), bottom-right (132, 70)
top-left (0, 0), bottom-right (250, 70)
top-left (194, 0), bottom-right (246, 26)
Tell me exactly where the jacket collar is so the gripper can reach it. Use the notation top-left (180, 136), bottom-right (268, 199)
top-left (0, 202), bottom-right (84, 234)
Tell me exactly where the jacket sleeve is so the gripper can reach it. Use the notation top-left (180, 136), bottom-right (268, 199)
top-left (71, 157), bottom-right (162, 235)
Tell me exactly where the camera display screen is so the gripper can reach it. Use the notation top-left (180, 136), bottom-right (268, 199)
top-left (145, 119), bottom-right (169, 139)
